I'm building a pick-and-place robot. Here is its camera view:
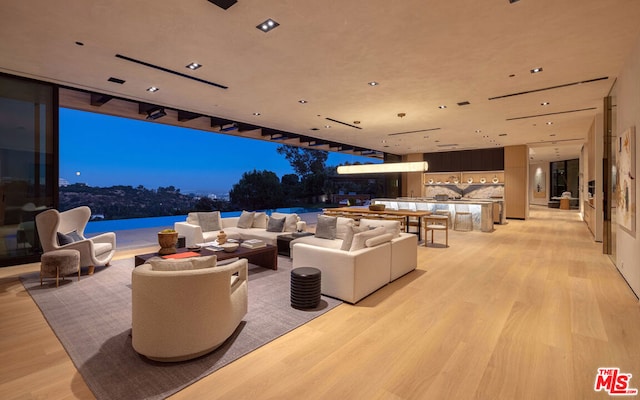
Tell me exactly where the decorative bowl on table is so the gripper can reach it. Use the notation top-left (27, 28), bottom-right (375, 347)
top-left (369, 204), bottom-right (386, 211)
top-left (219, 243), bottom-right (239, 253)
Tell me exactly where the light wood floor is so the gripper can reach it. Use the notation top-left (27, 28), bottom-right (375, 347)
top-left (1, 206), bottom-right (639, 399)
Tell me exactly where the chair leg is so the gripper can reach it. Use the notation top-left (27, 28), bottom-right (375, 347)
top-left (88, 265), bottom-right (95, 275)
top-left (56, 267), bottom-right (60, 287)
top-left (78, 268), bottom-right (81, 282)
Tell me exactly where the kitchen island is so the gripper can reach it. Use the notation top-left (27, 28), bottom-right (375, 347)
top-left (371, 198), bottom-right (499, 233)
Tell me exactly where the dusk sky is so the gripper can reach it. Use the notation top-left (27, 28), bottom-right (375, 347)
top-left (59, 108), bottom-right (380, 195)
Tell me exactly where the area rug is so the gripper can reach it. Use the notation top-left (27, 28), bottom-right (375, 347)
top-left (21, 257), bottom-right (341, 400)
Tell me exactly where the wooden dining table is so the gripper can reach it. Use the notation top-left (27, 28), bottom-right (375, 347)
top-left (324, 206), bottom-right (431, 241)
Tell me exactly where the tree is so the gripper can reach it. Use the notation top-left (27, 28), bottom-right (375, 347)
top-left (281, 173), bottom-right (301, 203)
top-left (229, 169), bottom-right (284, 210)
top-left (277, 145), bottom-right (328, 202)
top-left (276, 145), bottom-right (328, 176)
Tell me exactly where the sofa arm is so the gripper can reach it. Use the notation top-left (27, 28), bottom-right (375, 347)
top-left (88, 231), bottom-right (116, 247)
top-left (174, 222), bottom-right (203, 247)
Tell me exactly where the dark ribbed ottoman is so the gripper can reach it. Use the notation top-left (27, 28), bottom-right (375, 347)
top-left (291, 267), bottom-right (321, 309)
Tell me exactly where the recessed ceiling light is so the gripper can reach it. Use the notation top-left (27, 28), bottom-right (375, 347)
top-left (499, 133), bottom-right (507, 136)
top-left (324, 125), bottom-right (331, 128)
top-left (475, 129), bottom-right (482, 133)
top-left (75, 41), bottom-right (84, 46)
top-left (541, 101), bottom-right (550, 106)
top-left (253, 112), bottom-right (261, 116)
top-left (257, 18), bottom-right (279, 33)
top-left (108, 77), bottom-right (125, 84)
top-left (550, 133), bottom-right (556, 137)
top-left (438, 105), bottom-right (447, 109)
top-left (368, 81), bottom-right (379, 86)
top-left (186, 62), bottom-right (202, 70)
top-left (509, 74), bottom-right (516, 77)
top-left (546, 121), bottom-right (553, 125)
top-left (147, 86), bottom-right (159, 92)
top-left (298, 99), bottom-right (308, 104)
top-left (530, 67), bottom-right (543, 74)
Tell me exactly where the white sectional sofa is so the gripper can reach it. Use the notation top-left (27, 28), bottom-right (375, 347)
top-left (291, 216), bottom-right (418, 303)
top-left (175, 211), bottom-right (300, 247)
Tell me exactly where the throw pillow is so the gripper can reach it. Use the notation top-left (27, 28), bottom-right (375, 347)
top-left (68, 230), bottom-right (83, 241)
top-left (266, 216), bottom-right (286, 232)
top-left (237, 211), bottom-right (255, 229)
top-left (56, 232), bottom-right (74, 246)
top-left (196, 211), bottom-right (221, 232)
top-left (315, 215), bottom-right (337, 240)
top-left (252, 212), bottom-right (268, 228)
top-left (365, 233), bottom-right (394, 248)
top-left (359, 218), bottom-right (401, 237)
top-left (349, 226), bottom-right (386, 252)
top-left (271, 212), bottom-right (298, 232)
top-left (149, 255), bottom-right (217, 271)
top-left (340, 223), bottom-right (369, 251)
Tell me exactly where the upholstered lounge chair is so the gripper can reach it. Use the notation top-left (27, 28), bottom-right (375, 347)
top-left (131, 257), bottom-right (248, 362)
top-left (35, 206), bottom-right (116, 274)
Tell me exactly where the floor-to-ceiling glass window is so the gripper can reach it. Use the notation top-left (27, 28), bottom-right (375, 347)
top-left (0, 74), bottom-right (57, 267)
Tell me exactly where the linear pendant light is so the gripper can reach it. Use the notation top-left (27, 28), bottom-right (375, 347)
top-left (337, 161), bottom-right (428, 174)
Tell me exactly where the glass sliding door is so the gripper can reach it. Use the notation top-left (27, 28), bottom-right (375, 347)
top-left (0, 73), bottom-right (57, 267)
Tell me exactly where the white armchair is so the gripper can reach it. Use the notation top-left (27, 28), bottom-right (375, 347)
top-left (131, 258), bottom-right (248, 362)
top-left (35, 206), bottom-right (116, 274)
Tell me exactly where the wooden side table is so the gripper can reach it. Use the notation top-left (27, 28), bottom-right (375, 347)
top-left (277, 232), bottom-right (314, 257)
top-left (560, 198), bottom-right (570, 210)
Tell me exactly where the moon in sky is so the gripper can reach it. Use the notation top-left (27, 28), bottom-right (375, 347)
top-left (76, 171), bottom-right (81, 176)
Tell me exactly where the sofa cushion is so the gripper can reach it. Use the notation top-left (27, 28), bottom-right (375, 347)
top-left (196, 212), bottom-right (222, 232)
top-left (315, 215), bottom-right (337, 239)
top-left (350, 226), bottom-right (386, 252)
top-left (266, 216), bottom-right (285, 232)
top-left (359, 218), bottom-right (402, 237)
top-left (271, 212), bottom-right (298, 232)
top-left (335, 217), bottom-right (356, 239)
top-left (365, 233), bottom-right (394, 248)
top-left (252, 212), bottom-right (268, 228)
top-left (237, 211), bottom-right (255, 228)
top-left (291, 235), bottom-right (344, 250)
top-left (340, 223), bottom-right (369, 251)
top-left (149, 255), bottom-right (217, 271)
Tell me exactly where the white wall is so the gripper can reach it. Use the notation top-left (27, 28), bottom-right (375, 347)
top-left (615, 34), bottom-right (640, 299)
top-left (529, 163), bottom-right (549, 206)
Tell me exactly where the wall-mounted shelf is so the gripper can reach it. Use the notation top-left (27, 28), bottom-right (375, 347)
top-left (424, 170), bottom-right (504, 185)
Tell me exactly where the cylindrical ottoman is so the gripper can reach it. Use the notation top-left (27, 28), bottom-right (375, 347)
top-left (40, 249), bottom-right (81, 287)
top-left (291, 267), bottom-right (321, 309)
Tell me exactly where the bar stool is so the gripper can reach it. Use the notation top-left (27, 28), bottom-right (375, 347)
top-left (454, 203), bottom-right (473, 231)
top-left (423, 215), bottom-right (449, 248)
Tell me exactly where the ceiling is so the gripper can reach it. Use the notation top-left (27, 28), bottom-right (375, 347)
top-left (2, 0), bottom-right (640, 164)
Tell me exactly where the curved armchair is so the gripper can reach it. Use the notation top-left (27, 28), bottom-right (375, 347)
top-left (131, 258), bottom-right (248, 362)
top-left (35, 206), bottom-right (116, 274)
